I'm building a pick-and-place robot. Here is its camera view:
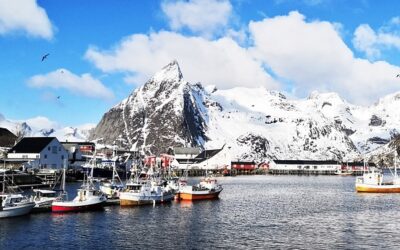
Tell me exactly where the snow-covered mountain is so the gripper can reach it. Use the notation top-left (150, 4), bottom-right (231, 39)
top-left (89, 60), bottom-right (400, 162)
top-left (0, 114), bottom-right (94, 142)
top-left (89, 60), bottom-right (207, 155)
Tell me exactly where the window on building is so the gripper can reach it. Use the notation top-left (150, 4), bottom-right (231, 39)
top-left (61, 155), bottom-right (64, 160)
top-left (59, 147), bottom-right (61, 151)
top-left (48, 146), bottom-right (50, 151)
top-left (44, 154), bottom-right (47, 159)
top-left (52, 146), bottom-right (57, 154)
top-left (22, 155), bottom-right (28, 159)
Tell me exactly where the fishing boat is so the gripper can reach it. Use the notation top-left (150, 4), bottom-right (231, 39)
top-left (356, 154), bottom-right (400, 193)
top-left (120, 164), bottom-right (174, 206)
top-left (32, 189), bottom-right (58, 210)
top-left (0, 171), bottom-right (35, 218)
top-left (120, 179), bottom-right (174, 206)
top-left (335, 169), bottom-right (353, 176)
top-left (99, 160), bottom-right (124, 199)
top-left (52, 163), bottom-right (106, 212)
top-left (176, 176), bottom-right (223, 200)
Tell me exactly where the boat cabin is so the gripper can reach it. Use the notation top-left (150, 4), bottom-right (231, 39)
top-left (125, 183), bottom-right (143, 192)
top-left (33, 189), bottom-right (57, 199)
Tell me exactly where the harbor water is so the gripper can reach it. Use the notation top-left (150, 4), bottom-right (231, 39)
top-left (1, 175), bottom-right (400, 249)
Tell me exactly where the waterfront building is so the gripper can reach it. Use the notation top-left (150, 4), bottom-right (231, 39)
top-left (171, 146), bottom-right (230, 170)
top-left (7, 137), bottom-right (68, 170)
top-left (270, 160), bottom-right (341, 174)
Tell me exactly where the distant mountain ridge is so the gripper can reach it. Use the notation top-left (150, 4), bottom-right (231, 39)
top-left (0, 114), bottom-right (94, 143)
top-left (89, 61), bottom-right (400, 162)
top-left (2, 61), bottom-right (399, 163)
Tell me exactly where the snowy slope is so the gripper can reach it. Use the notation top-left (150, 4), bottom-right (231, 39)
top-left (89, 60), bottom-right (400, 162)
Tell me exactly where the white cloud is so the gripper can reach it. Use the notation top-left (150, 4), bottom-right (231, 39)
top-left (0, 0), bottom-right (54, 39)
top-left (84, 10), bottom-right (400, 105)
top-left (161, 0), bottom-right (233, 37)
top-left (249, 11), bottom-right (400, 104)
top-left (27, 69), bottom-right (114, 100)
top-left (25, 116), bottom-right (60, 131)
top-left (85, 31), bottom-right (279, 90)
top-left (353, 23), bottom-right (400, 60)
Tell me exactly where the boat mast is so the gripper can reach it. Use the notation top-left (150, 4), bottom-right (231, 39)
top-left (395, 150), bottom-right (398, 179)
top-left (2, 167), bottom-right (5, 194)
top-left (62, 159), bottom-right (66, 193)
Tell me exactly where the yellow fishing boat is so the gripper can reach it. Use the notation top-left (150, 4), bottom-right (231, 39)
top-left (355, 168), bottom-right (400, 193)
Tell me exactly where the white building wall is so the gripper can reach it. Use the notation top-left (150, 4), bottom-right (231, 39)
top-left (188, 147), bottom-right (231, 170)
top-left (271, 163), bottom-right (341, 171)
top-left (7, 153), bottom-right (40, 159)
top-left (39, 139), bottom-right (68, 169)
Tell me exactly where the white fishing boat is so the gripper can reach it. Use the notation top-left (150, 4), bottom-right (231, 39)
top-left (176, 176), bottom-right (223, 201)
top-left (0, 193), bottom-right (36, 218)
top-left (52, 162), bottom-right (106, 212)
top-left (0, 171), bottom-right (35, 218)
top-left (32, 189), bottom-right (58, 209)
top-left (120, 179), bottom-right (174, 206)
top-left (99, 160), bottom-right (124, 199)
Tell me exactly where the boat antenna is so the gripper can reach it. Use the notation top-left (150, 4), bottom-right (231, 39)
top-left (62, 159), bottom-right (66, 193)
top-left (395, 149), bottom-right (398, 179)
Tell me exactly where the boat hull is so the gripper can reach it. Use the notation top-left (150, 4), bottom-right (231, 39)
top-left (119, 193), bottom-right (174, 206)
top-left (177, 190), bottom-right (222, 201)
top-left (356, 183), bottom-right (400, 193)
top-left (52, 201), bottom-right (105, 212)
top-left (0, 202), bottom-right (35, 218)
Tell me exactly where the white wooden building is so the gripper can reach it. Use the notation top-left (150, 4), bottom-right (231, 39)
top-left (270, 160), bottom-right (341, 174)
top-left (171, 146), bottom-right (230, 170)
top-left (7, 137), bottom-right (68, 169)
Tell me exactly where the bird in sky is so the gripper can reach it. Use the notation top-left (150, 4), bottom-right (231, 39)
top-left (57, 96), bottom-right (60, 99)
top-left (396, 74), bottom-right (400, 77)
top-left (41, 53), bottom-right (50, 61)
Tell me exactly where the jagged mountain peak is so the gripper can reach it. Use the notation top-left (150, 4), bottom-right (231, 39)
top-left (308, 91), bottom-right (345, 103)
top-left (152, 60), bottom-right (183, 83)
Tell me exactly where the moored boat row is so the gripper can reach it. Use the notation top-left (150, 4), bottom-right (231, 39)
top-left (1, 162), bottom-right (223, 218)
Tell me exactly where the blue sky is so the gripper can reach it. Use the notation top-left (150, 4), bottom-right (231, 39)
top-left (1, 0), bottom-right (400, 127)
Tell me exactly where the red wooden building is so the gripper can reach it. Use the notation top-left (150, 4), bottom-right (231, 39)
top-left (231, 161), bottom-right (257, 170)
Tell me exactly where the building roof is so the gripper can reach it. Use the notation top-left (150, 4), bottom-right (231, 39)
top-left (0, 128), bottom-right (17, 147)
top-left (61, 141), bottom-right (95, 146)
top-left (193, 148), bottom-right (223, 163)
top-left (343, 162), bottom-right (376, 167)
top-left (8, 137), bottom-right (56, 154)
top-left (231, 161), bottom-right (256, 165)
top-left (274, 160), bottom-right (340, 165)
top-left (174, 147), bottom-right (201, 155)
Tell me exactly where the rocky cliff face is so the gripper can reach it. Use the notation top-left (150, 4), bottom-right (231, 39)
top-left (90, 61), bottom-right (400, 162)
top-left (89, 61), bottom-right (208, 155)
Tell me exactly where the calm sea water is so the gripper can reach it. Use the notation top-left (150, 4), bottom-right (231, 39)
top-left (1, 175), bottom-right (400, 249)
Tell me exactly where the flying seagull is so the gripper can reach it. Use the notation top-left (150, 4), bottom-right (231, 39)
top-left (57, 96), bottom-right (60, 99)
top-left (41, 53), bottom-right (50, 61)
top-left (397, 74), bottom-right (400, 77)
